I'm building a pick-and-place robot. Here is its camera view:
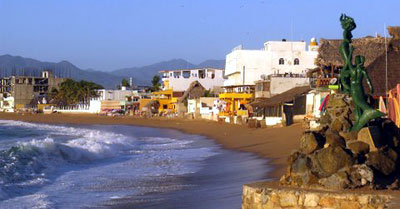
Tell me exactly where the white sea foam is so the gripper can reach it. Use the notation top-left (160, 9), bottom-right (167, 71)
top-left (0, 120), bottom-right (219, 208)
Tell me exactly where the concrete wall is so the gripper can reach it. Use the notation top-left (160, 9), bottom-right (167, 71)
top-left (224, 40), bottom-right (318, 86)
top-left (188, 97), bottom-right (219, 116)
top-left (13, 84), bottom-right (34, 106)
top-left (97, 90), bottom-right (137, 101)
top-left (161, 69), bottom-right (225, 91)
top-left (269, 77), bottom-right (310, 96)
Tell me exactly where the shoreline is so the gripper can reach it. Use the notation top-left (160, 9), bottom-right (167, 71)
top-left (0, 113), bottom-right (303, 179)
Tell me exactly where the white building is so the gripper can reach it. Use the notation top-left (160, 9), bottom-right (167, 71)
top-left (224, 38), bottom-right (319, 86)
top-left (96, 89), bottom-right (139, 101)
top-left (160, 68), bottom-right (225, 91)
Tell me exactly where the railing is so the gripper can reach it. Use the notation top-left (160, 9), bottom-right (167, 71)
top-left (310, 77), bottom-right (338, 89)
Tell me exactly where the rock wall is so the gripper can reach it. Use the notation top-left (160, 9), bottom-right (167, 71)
top-left (242, 182), bottom-right (392, 209)
top-left (280, 93), bottom-right (400, 190)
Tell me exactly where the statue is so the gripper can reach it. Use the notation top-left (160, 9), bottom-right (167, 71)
top-left (338, 14), bottom-right (385, 132)
top-left (339, 14), bottom-right (356, 94)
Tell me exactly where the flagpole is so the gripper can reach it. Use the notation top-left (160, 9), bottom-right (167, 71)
top-left (384, 23), bottom-right (388, 100)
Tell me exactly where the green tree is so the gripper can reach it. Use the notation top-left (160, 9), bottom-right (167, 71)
top-left (52, 79), bottom-right (103, 105)
top-left (121, 78), bottom-right (129, 87)
top-left (151, 75), bottom-right (161, 91)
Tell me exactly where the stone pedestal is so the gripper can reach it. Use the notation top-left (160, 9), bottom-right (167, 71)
top-left (242, 181), bottom-right (393, 209)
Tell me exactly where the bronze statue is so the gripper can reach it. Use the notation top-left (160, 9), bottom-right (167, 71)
top-left (338, 14), bottom-right (385, 132)
top-left (339, 14), bottom-right (356, 94)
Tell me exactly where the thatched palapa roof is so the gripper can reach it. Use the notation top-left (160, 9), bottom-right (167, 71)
top-left (178, 81), bottom-right (206, 103)
top-left (317, 37), bottom-right (389, 67)
top-left (251, 86), bottom-right (311, 108)
top-left (364, 39), bottom-right (400, 97)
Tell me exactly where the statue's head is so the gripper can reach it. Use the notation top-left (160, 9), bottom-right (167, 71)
top-left (340, 14), bottom-right (357, 38)
top-left (355, 55), bottom-right (365, 66)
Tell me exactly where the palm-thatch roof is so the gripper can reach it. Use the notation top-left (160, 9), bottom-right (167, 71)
top-left (317, 37), bottom-right (389, 67)
top-left (177, 81), bottom-right (205, 103)
top-left (251, 86), bottom-right (311, 108)
top-left (364, 39), bottom-right (400, 97)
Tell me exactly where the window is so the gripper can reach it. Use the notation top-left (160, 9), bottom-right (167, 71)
top-left (199, 70), bottom-right (205, 79)
top-left (182, 71), bottom-right (190, 78)
top-left (173, 71), bottom-right (181, 78)
top-left (294, 58), bottom-right (300, 65)
top-left (279, 58), bottom-right (284, 65)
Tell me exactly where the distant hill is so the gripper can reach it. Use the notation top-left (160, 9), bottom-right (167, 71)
top-left (196, 59), bottom-right (225, 69)
top-left (0, 55), bottom-right (146, 89)
top-left (0, 55), bottom-right (225, 89)
top-left (111, 59), bottom-right (225, 83)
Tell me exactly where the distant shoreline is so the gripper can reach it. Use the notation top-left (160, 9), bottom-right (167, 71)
top-left (0, 113), bottom-right (303, 179)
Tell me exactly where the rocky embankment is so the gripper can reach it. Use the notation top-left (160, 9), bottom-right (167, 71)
top-left (280, 94), bottom-right (400, 190)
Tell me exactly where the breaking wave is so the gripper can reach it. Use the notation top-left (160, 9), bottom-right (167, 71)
top-left (0, 121), bottom-right (137, 199)
top-left (0, 120), bottom-right (218, 208)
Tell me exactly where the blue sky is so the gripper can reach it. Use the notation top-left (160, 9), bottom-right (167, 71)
top-left (0, 0), bottom-right (398, 71)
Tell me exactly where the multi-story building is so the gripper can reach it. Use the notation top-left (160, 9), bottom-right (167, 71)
top-left (224, 38), bottom-right (319, 87)
top-left (0, 71), bottom-right (65, 109)
top-left (159, 68), bottom-right (225, 91)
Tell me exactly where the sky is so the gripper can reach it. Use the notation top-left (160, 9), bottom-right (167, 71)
top-left (0, 0), bottom-right (399, 71)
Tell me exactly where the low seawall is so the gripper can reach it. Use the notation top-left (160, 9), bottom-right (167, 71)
top-left (243, 181), bottom-right (394, 209)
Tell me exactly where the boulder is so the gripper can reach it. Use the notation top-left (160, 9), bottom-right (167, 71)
top-left (300, 132), bottom-right (323, 154)
top-left (326, 95), bottom-right (347, 109)
top-left (358, 127), bottom-right (385, 152)
top-left (325, 131), bottom-right (346, 148)
top-left (347, 141), bottom-right (370, 155)
top-left (281, 152), bottom-right (318, 186)
top-left (339, 131), bottom-right (358, 142)
top-left (318, 170), bottom-right (350, 190)
top-left (330, 118), bottom-right (343, 133)
top-left (367, 151), bottom-right (396, 176)
top-left (310, 146), bottom-right (354, 178)
top-left (347, 164), bottom-right (374, 188)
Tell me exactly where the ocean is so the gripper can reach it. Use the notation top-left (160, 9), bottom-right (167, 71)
top-left (0, 120), bottom-right (270, 209)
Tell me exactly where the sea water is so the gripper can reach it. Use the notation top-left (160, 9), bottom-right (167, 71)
top-left (0, 120), bottom-right (269, 209)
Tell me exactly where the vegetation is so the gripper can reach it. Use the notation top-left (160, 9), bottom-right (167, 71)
top-left (151, 75), bottom-right (161, 91)
top-left (51, 79), bottom-right (103, 105)
top-left (121, 78), bottom-right (129, 87)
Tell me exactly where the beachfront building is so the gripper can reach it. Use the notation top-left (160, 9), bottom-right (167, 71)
top-left (218, 85), bottom-right (254, 119)
top-left (187, 97), bottom-right (220, 120)
top-left (251, 86), bottom-right (311, 126)
top-left (139, 89), bottom-right (181, 116)
top-left (160, 68), bottom-right (225, 92)
top-left (0, 70), bottom-right (65, 111)
top-left (254, 74), bottom-right (310, 99)
top-left (95, 89), bottom-right (140, 112)
top-left (224, 38), bottom-right (318, 87)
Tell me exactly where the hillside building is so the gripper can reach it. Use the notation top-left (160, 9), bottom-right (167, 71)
top-left (159, 68), bottom-right (225, 92)
top-left (224, 39), bottom-right (319, 87)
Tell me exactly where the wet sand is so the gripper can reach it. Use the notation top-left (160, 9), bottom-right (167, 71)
top-left (0, 113), bottom-right (303, 179)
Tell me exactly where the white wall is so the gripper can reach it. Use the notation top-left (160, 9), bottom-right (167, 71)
top-left (161, 68), bottom-right (225, 91)
top-left (97, 90), bottom-right (137, 101)
top-left (269, 77), bottom-right (310, 95)
top-left (225, 50), bottom-right (268, 86)
top-left (224, 40), bottom-right (318, 86)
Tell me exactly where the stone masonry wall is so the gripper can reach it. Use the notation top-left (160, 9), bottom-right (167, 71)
top-left (242, 182), bottom-right (392, 209)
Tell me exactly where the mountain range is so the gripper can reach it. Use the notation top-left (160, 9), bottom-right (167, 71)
top-left (0, 55), bottom-right (225, 89)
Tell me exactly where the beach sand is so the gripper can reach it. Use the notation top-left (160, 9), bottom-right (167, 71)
top-left (0, 113), bottom-right (302, 179)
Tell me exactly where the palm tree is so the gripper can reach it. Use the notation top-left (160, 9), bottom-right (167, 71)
top-left (151, 75), bottom-right (161, 91)
top-left (52, 79), bottom-right (103, 105)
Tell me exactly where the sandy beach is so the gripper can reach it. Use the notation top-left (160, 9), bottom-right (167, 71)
top-left (0, 113), bottom-right (303, 179)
